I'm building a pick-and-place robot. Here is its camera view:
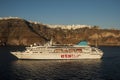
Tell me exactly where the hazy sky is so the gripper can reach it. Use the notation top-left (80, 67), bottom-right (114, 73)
top-left (0, 0), bottom-right (120, 29)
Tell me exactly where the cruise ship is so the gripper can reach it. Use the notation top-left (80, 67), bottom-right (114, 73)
top-left (11, 40), bottom-right (103, 59)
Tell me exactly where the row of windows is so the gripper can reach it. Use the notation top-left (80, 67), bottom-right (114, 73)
top-left (54, 48), bottom-right (82, 53)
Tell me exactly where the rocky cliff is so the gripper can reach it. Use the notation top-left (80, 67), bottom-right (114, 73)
top-left (0, 17), bottom-right (120, 46)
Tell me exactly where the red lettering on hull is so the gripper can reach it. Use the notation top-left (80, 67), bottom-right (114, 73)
top-left (61, 54), bottom-right (80, 58)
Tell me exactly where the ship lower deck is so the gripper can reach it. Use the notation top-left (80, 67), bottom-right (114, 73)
top-left (11, 52), bottom-right (102, 59)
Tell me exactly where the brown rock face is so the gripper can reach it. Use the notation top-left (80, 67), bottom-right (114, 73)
top-left (0, 18), bottom-right (120, 46)
top-left (0, 18), bottom-right (48, 46)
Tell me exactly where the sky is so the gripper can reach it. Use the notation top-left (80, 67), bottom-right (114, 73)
top-left (0, 0), bottom-right (120, 29)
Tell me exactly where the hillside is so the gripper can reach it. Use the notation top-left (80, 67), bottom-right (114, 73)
top-left (0, 17), bottom-right (120, 46)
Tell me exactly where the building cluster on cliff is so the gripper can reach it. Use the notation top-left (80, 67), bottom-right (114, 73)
top-left (46, 24), bottom-right (92, 30)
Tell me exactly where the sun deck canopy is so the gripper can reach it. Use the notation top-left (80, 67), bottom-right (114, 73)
top-left (77, 41), bottom-right (88, 46)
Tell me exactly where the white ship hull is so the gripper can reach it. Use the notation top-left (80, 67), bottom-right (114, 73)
top-left (11, 52), bottom-right (102, 59)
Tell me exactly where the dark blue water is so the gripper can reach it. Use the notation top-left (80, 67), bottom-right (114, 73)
top-left (0, 46), bottom-right (120, 80)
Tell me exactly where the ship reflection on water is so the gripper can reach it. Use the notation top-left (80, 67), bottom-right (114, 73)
top-left (10, 59), bottom-right (102, 80)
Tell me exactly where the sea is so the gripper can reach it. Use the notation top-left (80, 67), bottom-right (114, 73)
top-left (0, 46), bottom-right (120, 80)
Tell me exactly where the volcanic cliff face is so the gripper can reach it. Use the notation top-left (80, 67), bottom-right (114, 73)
top-left (0, 17), bottom-right (120, 46)
top-left (0, 18), bottom-right (49, 45)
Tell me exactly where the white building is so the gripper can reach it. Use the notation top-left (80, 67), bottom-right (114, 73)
top-left (46, 24), bottom-right (92, 30)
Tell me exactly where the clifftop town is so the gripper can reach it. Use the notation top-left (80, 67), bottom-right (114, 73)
top-left (0, 17), bottom-right (120, 46)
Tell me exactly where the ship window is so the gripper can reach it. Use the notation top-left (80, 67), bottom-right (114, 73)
top-left (33, 52), bottom-right (38, 53)
top-left (54, 49), bottom-right (63, 53)
top-left (76, 48), bottom-right (82, 53)
top-left (63, 49), bottom-right (68, 53)
top-left (69, 49), bottom-right (75, 53)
